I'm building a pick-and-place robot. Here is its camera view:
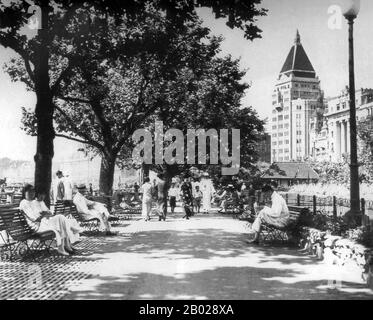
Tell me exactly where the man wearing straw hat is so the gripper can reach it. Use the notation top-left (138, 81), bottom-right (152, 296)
top-left (73, 184), bottom-right (115, 235)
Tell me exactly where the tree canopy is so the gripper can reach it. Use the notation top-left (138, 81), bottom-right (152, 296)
top-left (1, 0), bottom-right (266, 197)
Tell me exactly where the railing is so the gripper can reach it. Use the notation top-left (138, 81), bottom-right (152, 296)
top-left (278, 192), bottom-right (372, 223)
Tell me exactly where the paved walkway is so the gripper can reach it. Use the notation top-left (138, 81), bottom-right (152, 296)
top-left (60, 213), bottom-right (373, 300)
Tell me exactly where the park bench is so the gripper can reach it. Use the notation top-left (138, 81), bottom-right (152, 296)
top-left (260, 206), bottom-right (310, 243)
top-left (62, 202), bottom-right (101, 233)
top-left (0, 205), bottom-right (18, 260)
top-left (0, 207), bottom-right (56, 260)
top-left (54, 201), bottom-right (119, 232)
top-left (13, 193), bottom-right (22, 204)
top-left (0, 193), bottom-right (8, 204)
top-left (224, 200), bottom-right (244, 217)
top-left (110, 198), bottom-right (141, 220)
top-left (54, 201), bottom-right (73, 216)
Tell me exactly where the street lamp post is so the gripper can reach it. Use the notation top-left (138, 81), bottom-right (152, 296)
top-left (342, 0), bottom-right (361, 224)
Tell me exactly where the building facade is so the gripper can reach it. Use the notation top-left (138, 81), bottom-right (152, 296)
top-left (270, 31), bottom-right (324, 163)
top-left (310, 87), bottom-right (373, 162)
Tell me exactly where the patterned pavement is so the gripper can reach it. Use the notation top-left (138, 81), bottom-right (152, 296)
top-left (1, 212), bottom-right (373, 300)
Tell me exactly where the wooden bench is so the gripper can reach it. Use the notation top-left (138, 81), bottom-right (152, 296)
top-left (59, 202), bottom-right (101, 233)
top-left (54, 201), bottom-right (119, 233)
top-left (91, 197), bottom-right (120, 224)
top-left (260, 207), bottom-right (309, 243)
top-left (0, 205), bottom-right (18, 261)
top-left (0, 207), bottom-right (56, 260)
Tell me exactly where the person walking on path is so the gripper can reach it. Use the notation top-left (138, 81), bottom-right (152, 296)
top-left (133, 182), bottom-right (140, 201)
top-left (180, 176), bottom-right (194, 220)
top-left (168, 182), bottom-right (178, 214)
top-left (141, 177), bottom-right (153, 221)
top-left (193, 185), bottom-right (203, 213)
top-left (200, 173), bottom-right (215, 214)
top-left (156, 173), bottom-right (167, 221)
top-left (53, 170), bottom-right (65, 204)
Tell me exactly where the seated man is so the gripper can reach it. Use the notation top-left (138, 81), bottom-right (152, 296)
top-left (247, 185), bottom-right (290, 244)
top-left (73, 184), bottom-right (116, 235)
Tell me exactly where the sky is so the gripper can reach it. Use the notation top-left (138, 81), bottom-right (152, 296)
top-left (1, 0), bottom-right (373, 161)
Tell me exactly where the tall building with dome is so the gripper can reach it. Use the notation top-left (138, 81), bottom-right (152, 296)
top-left (270, 30), bottom-right (324, 162)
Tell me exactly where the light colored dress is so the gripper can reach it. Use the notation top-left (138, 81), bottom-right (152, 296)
top-left (251, 191), bottom-right (290, 233)
top-left (19, 199), bottom-right (80, 246)
top-left (141, 182), bottom-right (153, 219)
top-left (200, 178), bottom-right (215, 213)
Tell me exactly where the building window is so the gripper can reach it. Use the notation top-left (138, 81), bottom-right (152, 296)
top-left (272, 125), bottom-right (277, 130)
top-left (272, 141), bottom-right (277, 146)
top-left (272, 133), bottom-right (277, 137)
top-left (285, 140), bottom-right (289, 144)
top-left (278, 115), bottom-right (283, 121)
top-left (272, 117), bottom-right (277, 122)
top-left (284, 115), bottom-right (289, 119)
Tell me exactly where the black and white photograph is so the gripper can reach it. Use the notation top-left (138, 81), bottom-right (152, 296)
top-left (0, 0), bottom-right (373, 305)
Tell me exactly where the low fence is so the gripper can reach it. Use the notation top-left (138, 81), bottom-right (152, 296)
top-left (279, 192), bottom-right (373, 221)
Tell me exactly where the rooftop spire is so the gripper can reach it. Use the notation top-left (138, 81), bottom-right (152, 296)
top-left (279, 29), bottom-right (315, 78)
top-left (295, 29), bottom-right (301, 45)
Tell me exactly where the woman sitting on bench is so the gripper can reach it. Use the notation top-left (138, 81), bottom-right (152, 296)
top-left (247, 185), bottom-right (290, 244)
top-left (19, 184), bottom-right (80, 256)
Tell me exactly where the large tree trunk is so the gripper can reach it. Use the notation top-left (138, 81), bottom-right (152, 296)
top-left (99, 153), bottom-right (117, 195)
top-left (34, 4), bottom-right (54, 207)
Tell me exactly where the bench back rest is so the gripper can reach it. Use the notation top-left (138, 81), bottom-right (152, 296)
top-left (0, 208), bottom-right (34, 241)
top-left (92, 196), bottom-right (112, 211)
top-left (54, 201), bottom-right (73, 216)
top-left (53, 201), bottom-right (81, 221)
top-left (69, 205), bottom-right (80, 221)
top-left (13, 194), bottom-right (22, 204)
top-left (288, 211), bottom-right (300, 223)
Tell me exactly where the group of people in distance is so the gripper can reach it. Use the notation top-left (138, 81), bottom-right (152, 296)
top-left (17, 167), bottom-right (290, 254)
top-left (140, 172), bottom-right (216, 221)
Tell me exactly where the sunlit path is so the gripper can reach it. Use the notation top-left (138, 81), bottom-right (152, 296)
top-left (62, 215), bottom-right (373, 300)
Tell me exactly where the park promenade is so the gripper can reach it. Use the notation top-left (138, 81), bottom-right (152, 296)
top-left (1, 209), bottom-right (372, 300)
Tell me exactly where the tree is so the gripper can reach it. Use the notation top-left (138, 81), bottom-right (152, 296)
top-left (128, 47), bottom-right (264, 185)
top-left (1, 0), bottom-right (266, 201)
top-left (20, 9), bottom-right (237, 194)
top-left (358, 115), bottom-right (373, 183)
